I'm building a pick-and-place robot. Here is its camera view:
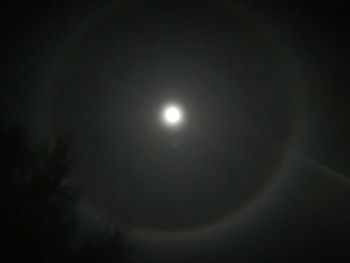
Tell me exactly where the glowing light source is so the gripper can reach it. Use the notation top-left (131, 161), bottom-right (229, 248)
top-left (161, 104), bottom-right (184, 127)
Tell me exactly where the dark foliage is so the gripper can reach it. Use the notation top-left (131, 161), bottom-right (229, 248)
top-left (0, 126), bottom-right (126, 263)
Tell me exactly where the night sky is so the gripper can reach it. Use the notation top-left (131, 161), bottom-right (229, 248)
top-left (2, 1), bottom-right (350, 262)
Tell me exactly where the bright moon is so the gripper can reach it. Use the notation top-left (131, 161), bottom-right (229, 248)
top-left (162, 104), bottom-right (183, 127)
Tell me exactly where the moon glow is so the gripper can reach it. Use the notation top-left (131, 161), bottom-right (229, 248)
top-left (162, 104), bottom-right (183, 127)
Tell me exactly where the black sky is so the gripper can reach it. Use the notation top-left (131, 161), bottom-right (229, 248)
top-left (2, 0), bottom-right (350, 262)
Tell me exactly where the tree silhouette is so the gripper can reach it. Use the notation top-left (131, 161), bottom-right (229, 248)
top-left (0, 126), bottom-right (126, 263)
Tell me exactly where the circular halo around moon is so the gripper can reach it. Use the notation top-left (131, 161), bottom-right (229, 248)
top-left (161, 103), bottom-right (184, 128)
top-left (50, 1), bottom-right (301, 238)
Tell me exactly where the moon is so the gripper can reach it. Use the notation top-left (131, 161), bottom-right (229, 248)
top-left (161, 104), bottom-right (184, 127)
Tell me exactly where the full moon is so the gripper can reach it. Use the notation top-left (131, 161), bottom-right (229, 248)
top-left (161, 104), bottom-right (184, 127)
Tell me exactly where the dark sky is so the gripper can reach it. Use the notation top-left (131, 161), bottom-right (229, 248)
top-left (2, 0), bottom-right (350, 262)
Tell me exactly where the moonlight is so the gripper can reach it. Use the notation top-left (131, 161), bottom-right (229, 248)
top-left (161, 104), bottom-right (184, 128)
